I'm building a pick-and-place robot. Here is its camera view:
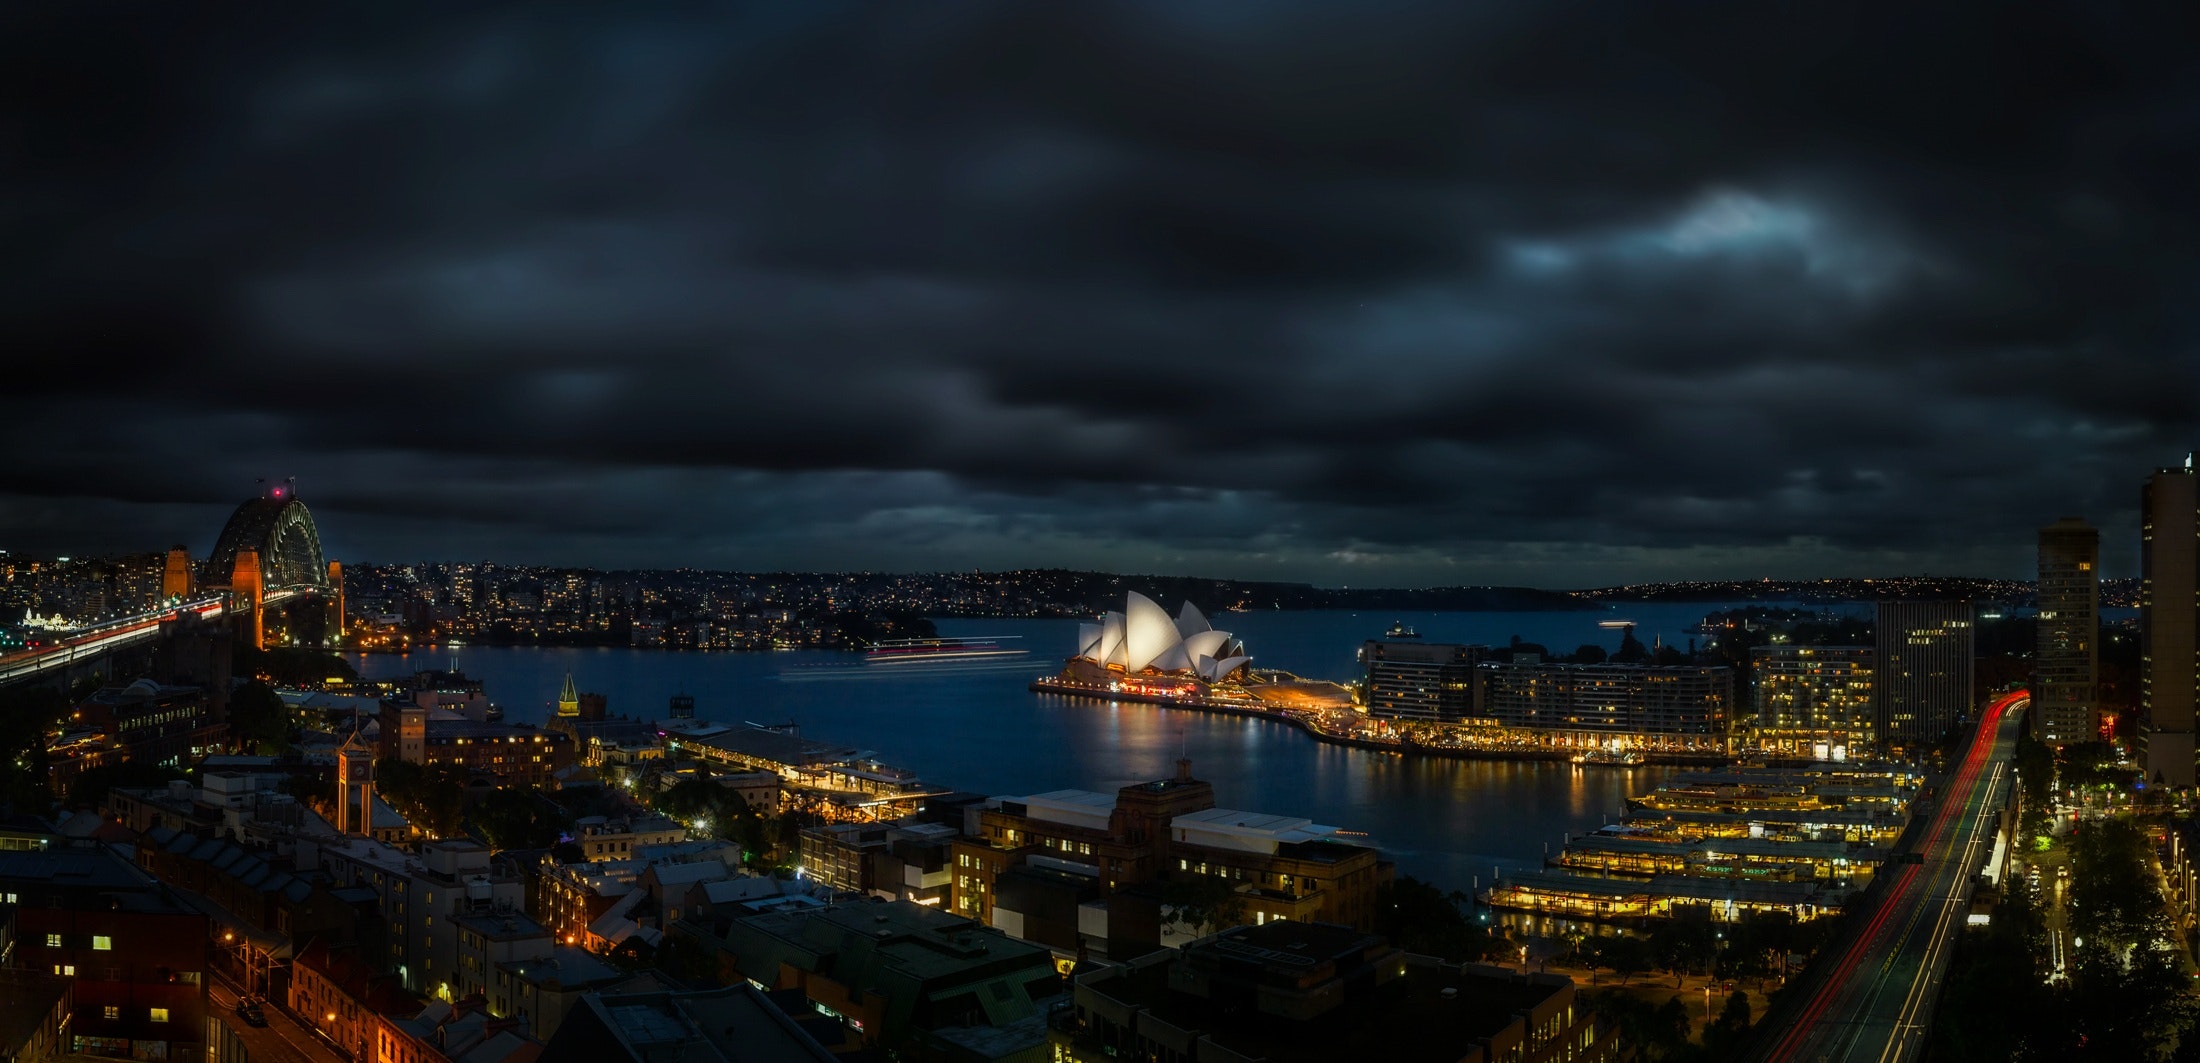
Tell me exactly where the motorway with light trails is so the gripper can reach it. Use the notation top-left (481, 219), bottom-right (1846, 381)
top-left (0, 597), bottom-right (229, 686)
top-left (1748, 688), bottom-right (2029, 1063)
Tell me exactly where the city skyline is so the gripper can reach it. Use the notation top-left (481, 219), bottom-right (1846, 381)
top-left (7, 4), bottom-right (2197, 586)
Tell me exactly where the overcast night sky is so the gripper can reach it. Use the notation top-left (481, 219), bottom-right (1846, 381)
top-left (5, 3), bottom-right (2196, 588)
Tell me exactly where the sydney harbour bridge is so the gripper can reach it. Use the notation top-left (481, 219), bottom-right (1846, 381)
top-left (0, 484), bottom-right (343, 686)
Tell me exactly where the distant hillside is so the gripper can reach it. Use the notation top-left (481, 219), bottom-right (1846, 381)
top-left (1575, 576), bottom-right (2141, 606)
top-left (957, 569), bottom-right (1593, 616)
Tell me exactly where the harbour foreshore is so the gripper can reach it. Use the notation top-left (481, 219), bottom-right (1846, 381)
top-left (1029, 675), bottom-right (1733, 767)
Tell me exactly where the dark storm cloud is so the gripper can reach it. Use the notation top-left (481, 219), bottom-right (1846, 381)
top-left (4, 1), bottom-right (2196, 585)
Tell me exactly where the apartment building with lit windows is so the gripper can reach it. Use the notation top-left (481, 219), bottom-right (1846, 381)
top-left (1751, 646), bottom-right (1874, 756)
top-left (1476, 662), bottom-right (1734, 752)
top-left (1360, 639), bottom-right (1483, 722)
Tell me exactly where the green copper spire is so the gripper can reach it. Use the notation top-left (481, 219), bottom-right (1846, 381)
top-left (557, 671), bottom-right (580, 717)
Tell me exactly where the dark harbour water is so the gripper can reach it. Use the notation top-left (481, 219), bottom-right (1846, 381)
top-left (355, 603), bottom-right (1840, 892)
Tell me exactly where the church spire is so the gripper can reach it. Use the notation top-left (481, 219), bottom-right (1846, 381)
top-left (557, 671), bottom-right (580, 717)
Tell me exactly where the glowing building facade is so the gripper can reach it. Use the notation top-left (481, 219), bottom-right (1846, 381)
top-left (1751, 646), bottom-right (1875, 757)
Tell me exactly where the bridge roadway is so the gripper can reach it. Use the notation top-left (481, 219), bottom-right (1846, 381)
top-left (1748, 689), bottom-right (2028, 1063)
top-left (0, 597), bottom-right (228, 686)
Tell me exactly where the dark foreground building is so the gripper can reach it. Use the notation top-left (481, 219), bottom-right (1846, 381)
top-left (1053, 921), bottom-right (1613, 1063)
top-left (0, 847), bottom-right (209, 1063)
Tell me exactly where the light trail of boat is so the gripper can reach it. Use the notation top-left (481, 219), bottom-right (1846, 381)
top-left (865, 649), bottom-right (1032, 665)
top-left (776, 658), bottom-right (1045, 683)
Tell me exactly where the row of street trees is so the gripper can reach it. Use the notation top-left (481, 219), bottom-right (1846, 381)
top-left (1933, 737), bottom-right (2200, 1061)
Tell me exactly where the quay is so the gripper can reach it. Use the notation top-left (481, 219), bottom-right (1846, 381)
top-left (1029, 675), bottom-right (1732, 767)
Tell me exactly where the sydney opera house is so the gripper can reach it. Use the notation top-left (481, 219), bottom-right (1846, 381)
top-left (1055, 592), bottom-right (1251, 695)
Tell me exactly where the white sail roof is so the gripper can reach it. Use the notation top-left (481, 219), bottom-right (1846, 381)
top-left (1122, 592), bottom-right (1178, 673)
top-left (1071, 593), bottom-right (1245, 680)
top-left (1175, 602), bottom-right (1212, 640)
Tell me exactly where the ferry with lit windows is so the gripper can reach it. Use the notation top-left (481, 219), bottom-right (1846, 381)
top-left (1570, 749), bottom-right (1647, 767)
top-left (863, 635), bottom-right (1028, 665)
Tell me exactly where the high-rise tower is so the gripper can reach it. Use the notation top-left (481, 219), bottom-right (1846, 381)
top-left (557, 671), bottom-right (581, 717)
top-left (2142, 456), bottom-right (2198, 788)
top-left (2036, 518), bottom-right (2100, 747)
top-left (1874, 600), bottom-right (1974, 754)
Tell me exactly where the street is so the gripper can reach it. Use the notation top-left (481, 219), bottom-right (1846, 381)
top-left (1747, 690), bottom-right (2028, 1063)
top-left (210, 971), bottom-right (347, 1063)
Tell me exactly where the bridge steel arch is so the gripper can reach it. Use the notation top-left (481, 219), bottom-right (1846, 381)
top-left (208, 495), bottom-right (330, 593)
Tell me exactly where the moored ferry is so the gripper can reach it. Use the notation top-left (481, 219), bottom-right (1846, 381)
top-left (1570, 749), bottom-right (1647, 766)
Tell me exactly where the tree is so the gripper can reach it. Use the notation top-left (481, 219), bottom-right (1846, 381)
top-left (1603, 935), bottom-right (1653, 985)
top-left (1158, 874), bottom-right (1247, 939)
top-left (1375, 876), bottom-right (1499, 961)
top-left (280, 770), bottom-right (335, 809)
top-left (1697, 990), bottom-right (1755, 1059)
top-left (1649, 920), bottom-right (1714, 981)
top-left (234, 646), bottom-right (359, 688)
top-left (228, 681), bottom-right (293, 753)
top-left (471, 788), bottom-right (571, 850)
top-left (0, 684), bottom-right (70, 814)
top-left (373, 756), bottom-right (466, 838)
top-left (1572, 644), bottom-right (1609, 665)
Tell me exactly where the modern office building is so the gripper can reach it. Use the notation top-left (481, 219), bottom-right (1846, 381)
top-left (2143, 457), bottom-right (2199, 787)
top-left (1873, 601), bottom-right (1974, 753)
top-left (1360, 640), bottom-right (1482, 723)
top-left (2037, 518), bottom-right (2101, 747)
top-left (1475, 662), bottom-right (1734, 752)
top-left (1751, 646), bottom-right (1874, 757)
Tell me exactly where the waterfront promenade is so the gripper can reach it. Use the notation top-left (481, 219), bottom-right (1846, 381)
top-left (1029, 674), bottom-right (1734, 767)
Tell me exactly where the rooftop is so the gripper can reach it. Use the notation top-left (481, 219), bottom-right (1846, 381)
top-left (453, 911), bottom-right (552, 941)
top-left (539, 986), bottom-right (835, 1063)
top-left (676, 726), bottom-right (856, 770)
top-left (1013, 789), bottom-right (1117, 830)
top-left (735, 900), bottom-right (1057, 985)
top-left (0, 969), bottom-right (70, 1058)
top-left (0, 846), bottom-right (165, 894)
top-left (498, 948), bottom-right (623, 990)
top-left (1083, 949), bottom-right (1569, 1063)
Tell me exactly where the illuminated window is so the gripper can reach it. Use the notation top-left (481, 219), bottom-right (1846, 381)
top-left (150, 1009), bottom-right (170, 1023)
top-left (44, 933), bottom-right (59, 948)
top-left (92, 935), bottom-right (112, 951)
